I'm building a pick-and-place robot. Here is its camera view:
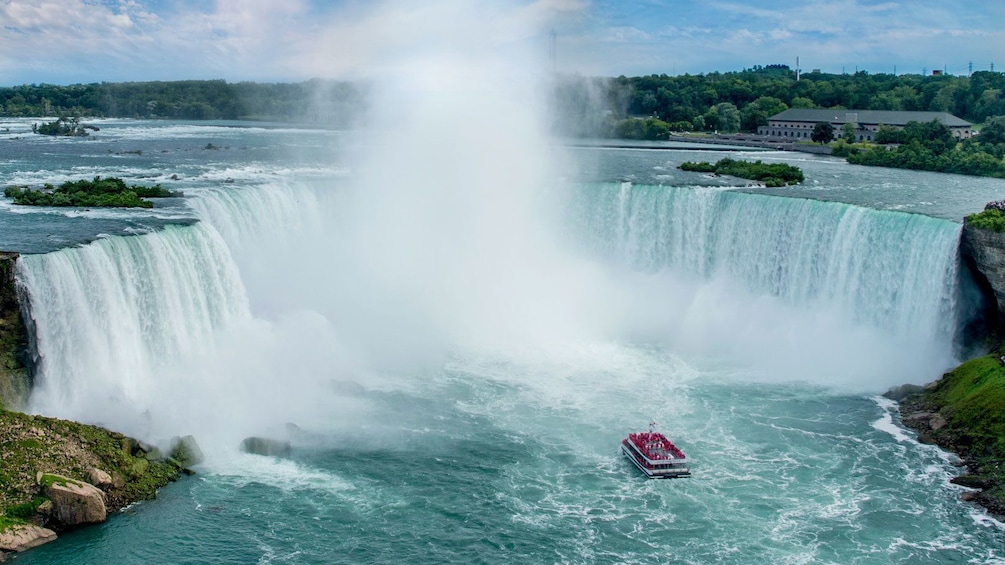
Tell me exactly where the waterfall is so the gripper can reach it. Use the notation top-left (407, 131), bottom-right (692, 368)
top-left (14, 178), bottom-right (967, 442)
top-left (565, 182), bottom-right (963, 385)
top-left (17, 223), bottom-right (251, 438)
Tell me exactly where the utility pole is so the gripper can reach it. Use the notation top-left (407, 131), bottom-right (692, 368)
top-left (549, 29), bottom-right (556, 75)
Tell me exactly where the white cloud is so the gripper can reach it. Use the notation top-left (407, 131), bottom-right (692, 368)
top-left (599, 26), bottom-right (652, 43)
top-left (0, 0), bottom-right (589, 83)
top-left (0, 0), bottom-right (1001, 83)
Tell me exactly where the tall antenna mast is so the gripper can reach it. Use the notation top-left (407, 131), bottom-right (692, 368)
top-left (549, 28), bottom-right (557, 74)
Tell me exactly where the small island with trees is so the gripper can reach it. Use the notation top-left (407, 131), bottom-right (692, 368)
top-left (679, 158), bottom-right (804, 187)
top-left (4, 177), bottom-right (181, 209)
top-left (31, 117), bottom-right (95, 137)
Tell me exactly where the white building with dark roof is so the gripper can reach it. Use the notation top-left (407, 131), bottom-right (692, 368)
top-left (758, 109), bottom-right (973, 141)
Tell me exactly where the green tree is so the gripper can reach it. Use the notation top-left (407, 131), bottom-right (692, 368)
top-left (740, 96), bottom-right (788, 132)
top-left (874, 124), bottom-right (901, 144)
top-left (791, 96), bottom-right (815, 108)
top-left (979, 116), bottom-right (1005, 145)
top-left (811, 122), bottom-right (835, 144)
top-left (841, 122), bottom-right (857, 143)
top-left (705, 102), bottom-right (741, 133)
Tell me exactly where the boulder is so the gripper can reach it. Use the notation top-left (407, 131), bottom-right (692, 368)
top-left (883, 383), bottom-right (925, 402)
top-left (901, 411), bottom-right (947, 431)
top-left (87, 468), bottom-right (114, 489)
top-left (951, 474), bottom-right (990, 489)
top-left (169, 435), bottom-right (205, 469)
top-left (38, 473), bottom-right (107, 526)
top-left (0, 524), bottom-right (57, 552)
top-left (240, 437), bottom-right (291, 457)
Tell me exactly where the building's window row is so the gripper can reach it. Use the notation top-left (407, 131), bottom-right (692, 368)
top-left (756, 123), bottom-right (971, 141)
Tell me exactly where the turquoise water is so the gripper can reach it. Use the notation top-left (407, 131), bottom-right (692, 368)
top-left (16, 359), bottom-right (1004, 564)
top-left (5, 120), bottom-right (1005, 563)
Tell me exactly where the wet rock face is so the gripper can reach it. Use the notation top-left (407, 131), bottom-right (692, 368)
top-left (169, 435), bottom-right (205, 469)
top-left (961, 223), bottom-right (1005, 332)
top-left (240, 437), bottom-right (292, 457)
top-left (0, 252), bottom-right (30, 410)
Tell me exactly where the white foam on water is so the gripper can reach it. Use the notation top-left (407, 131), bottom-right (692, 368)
top-left (871, 396), bottom-right (913, 443)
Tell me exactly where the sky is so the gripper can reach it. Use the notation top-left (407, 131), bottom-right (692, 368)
top-left (0, 0), bottom-right (1002, 85)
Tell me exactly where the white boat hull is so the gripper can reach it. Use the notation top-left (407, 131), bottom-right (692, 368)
top-left (621, 442), bottom-right (691, 479)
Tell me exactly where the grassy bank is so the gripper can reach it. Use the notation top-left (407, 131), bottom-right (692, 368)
top-left (898, 352), bottom-right (1005, 515)
top-left (0, 409), bottom-right (182, 533)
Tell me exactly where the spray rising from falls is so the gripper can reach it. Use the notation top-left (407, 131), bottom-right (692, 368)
top-left (10, 0), bottom-right (970, 450)
top-left (565, 182), bottom-right (964, 387)
top-left (15, 174), bottom-right (967, 448)
top-left (18, 224), bottom-right (247, 435)
top-left (18, 219), bottom-right (369, 448)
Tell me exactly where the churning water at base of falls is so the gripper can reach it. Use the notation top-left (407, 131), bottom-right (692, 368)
top-left (5, 120), bottom-right (1005, 563)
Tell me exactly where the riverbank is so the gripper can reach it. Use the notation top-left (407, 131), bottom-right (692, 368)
top-left (891, 352), bottom-right (1005, 518)
top-left (0, 409), bottom-right (188, 555)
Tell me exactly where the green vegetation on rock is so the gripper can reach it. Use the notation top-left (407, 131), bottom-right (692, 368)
top-left (966, 207), bottom-right (1005, 233)
top-left (4, 497), bottom-right (46, 521)
top-left (898, 353), bottom-right (1005, 515)
top-left (32, 116), bottom-right (89, 137)
top-left (0, 409), bottom-right (183, 531)
top-left (4, 176), bottom-right (181, 209)
top-left (680, 158), bottom-right (804, 187)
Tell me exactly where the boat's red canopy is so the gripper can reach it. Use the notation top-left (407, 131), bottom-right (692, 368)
top-left (628, 432), bottom-right (686, 460)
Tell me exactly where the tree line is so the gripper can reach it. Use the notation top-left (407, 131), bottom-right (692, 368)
top-left (2, 66), bottom-right (1003, 139)
top-left (840, 117), bottom-right (1005, 178)
top-left (0, 79), bottom-right (367, 126)
top-left (550, 65), bottom-right (1005, 139)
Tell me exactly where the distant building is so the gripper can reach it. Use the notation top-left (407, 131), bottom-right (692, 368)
top-left (758, 109), bottom-right (973, 142)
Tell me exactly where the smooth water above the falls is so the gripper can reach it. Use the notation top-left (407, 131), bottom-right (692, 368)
top-left (6, 116), bottom-right (1005, 563)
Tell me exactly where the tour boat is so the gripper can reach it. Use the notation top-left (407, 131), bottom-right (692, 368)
top-left (621, 423), bottom-right (691, 479)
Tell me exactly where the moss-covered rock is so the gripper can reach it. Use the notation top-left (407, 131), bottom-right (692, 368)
top-left (894, 351), bottom-right (1005, 517)
top-left (0, 410), bottom-right (183, 537)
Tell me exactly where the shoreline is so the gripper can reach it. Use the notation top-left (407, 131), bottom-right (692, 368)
top-left (890, 354), bottom-right (1005, 520)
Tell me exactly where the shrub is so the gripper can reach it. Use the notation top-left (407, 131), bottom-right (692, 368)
top-left (679, 158), bottom-right (804, 185)
top-left (4, 176), bottom-right (181, 208)
top-left (967, 205), bottom-right (1005, 232)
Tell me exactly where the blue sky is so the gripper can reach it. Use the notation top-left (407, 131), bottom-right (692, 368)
top-left (0, 0), bottom-right (1002, 85)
